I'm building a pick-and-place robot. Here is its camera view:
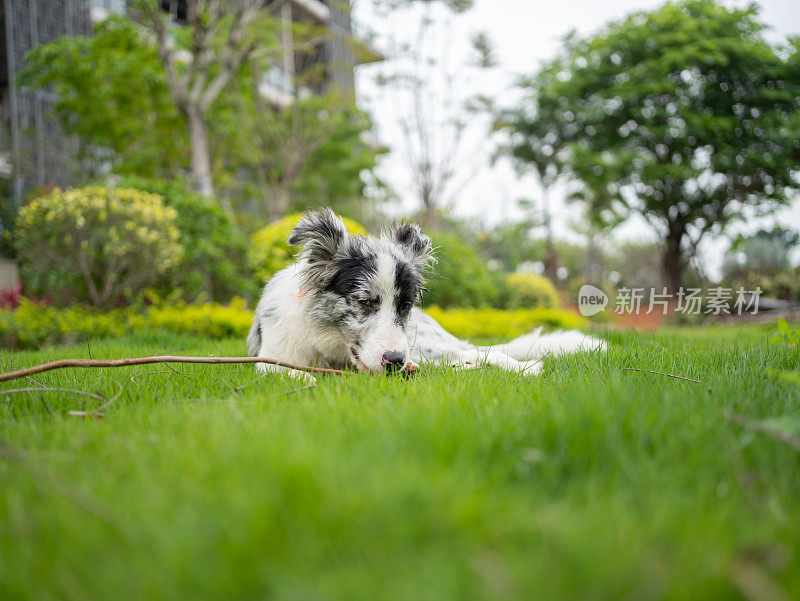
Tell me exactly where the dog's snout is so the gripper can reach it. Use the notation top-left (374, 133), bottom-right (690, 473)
top-left (381, 351), bottom-right (406, 369)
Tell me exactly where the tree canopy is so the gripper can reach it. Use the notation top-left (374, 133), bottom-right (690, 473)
top-left (502, 0), bottom-right (800, 289)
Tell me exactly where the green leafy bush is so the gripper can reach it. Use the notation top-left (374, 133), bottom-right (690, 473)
top-left (424, 232), bottom-right (497, 308)
top-left (114, 177), bottom-right (257, 302)
top-left (15, 186), bottom-right (182, 309)
top-left (739, 267), bottom-right (800, 301)
top-left (249, 213), bottom-right (367, 283)
top-left (506, 273), bottom-right (560, 309)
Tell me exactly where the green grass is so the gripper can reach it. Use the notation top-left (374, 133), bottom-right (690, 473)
top-left (1, 324), bottom-right (799, 600)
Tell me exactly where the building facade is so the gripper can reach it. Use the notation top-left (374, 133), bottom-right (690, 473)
top-left (0, 0), bottom-right (377, 203)
top-left (1, 0), bottom-right (93, 199)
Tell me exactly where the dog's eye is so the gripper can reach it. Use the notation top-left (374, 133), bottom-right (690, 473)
top-left (358, 297), bottom-right (378, 311)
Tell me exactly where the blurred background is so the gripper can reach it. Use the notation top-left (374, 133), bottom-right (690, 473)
top-left (1, 0), bottom-right (799, 338)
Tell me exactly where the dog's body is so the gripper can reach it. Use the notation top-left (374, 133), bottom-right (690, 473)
top-left (247, 209), bottom-right (604, 379)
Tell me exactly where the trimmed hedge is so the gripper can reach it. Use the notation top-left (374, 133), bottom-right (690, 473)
top-left (424, 306), bottom-right (586, 340)
top-left (1, 300), bottom-right (587, 350)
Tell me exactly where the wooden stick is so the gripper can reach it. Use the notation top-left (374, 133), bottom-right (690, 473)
top-left (620, 367), bottom-right (704, 385)
top-left (0, 355), bottom-right (351, 384)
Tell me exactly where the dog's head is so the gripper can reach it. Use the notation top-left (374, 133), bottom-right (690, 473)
top-left (289, 209), bottom-right (434, 373)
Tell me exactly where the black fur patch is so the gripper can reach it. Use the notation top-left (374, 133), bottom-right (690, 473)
top-left (389, 222), bottom-right (433, 270)
top-left (289, 209), bottom-right (348, 263)
top-left (325, 246), bottom-right (378, 297)
top-left (394, 260), bottom-right (419, 322)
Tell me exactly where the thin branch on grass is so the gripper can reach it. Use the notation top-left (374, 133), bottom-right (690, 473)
top-left (161, 362), bottom-right (190, 378)
top-left (621, 367), bottom-right (708, 388)
top-left (69, 380), bottom-right (123, 419)
top-left (234, 374), bottom-right (266, 393)
top-left (130, 370), bottom-right (173, 382)
top-left (0, 388), bottom-right (109, 403)
top-left (39, 395), bottom-right (54, 416)
top-left (0, 355), bottom-right (352, 384)
top-left (724, 410), bottom-right (800, 453)
top-left (0, 380), bottom-right (123, 419)
top-left (284, 384), bottom-right (317, 396)
top-left (25, 375), bottom-right (47, 388)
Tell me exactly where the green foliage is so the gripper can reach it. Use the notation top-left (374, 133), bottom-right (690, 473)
top-left (505, 273), bottom-right (560, 309)
top-left (18, 17), bottom-right (186, 179)
top-left (504, 0), bottom-right (800, 289)
top-left (15, 186), bottom-right (182, 309)
top-left (425, 232), bottom-right (497, 308)
top-left (215, 76), bottom-right (384, 221)
top-left (248, 213), bottom-right (368, 283)
top-left (738, 266), bottom-right (800, 301)
top-left (113, 177), bottom-right (257, 302)
top-left (424, 306), bottom-right (585, 339)
top-left (772, 318), bottom-right (800, 346)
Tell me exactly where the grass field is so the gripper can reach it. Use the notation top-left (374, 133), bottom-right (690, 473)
top-left (1, 323), bottom-right (799, 600)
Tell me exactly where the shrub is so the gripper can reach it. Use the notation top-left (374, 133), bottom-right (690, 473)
top-left (738, 267), bottom-right (800, 301)
top-left (1, 300), bottom-right (590, 350)
top-left (0, 298), bottom-right (252, 349)
top-left (424, 232), bottom-right (497, 308)
top-left (15, 186), bottom-right (182, 309)
top-left (506, 273), bottom-right (560, 309)
top-left (249, 213), bottom-right (367, 283)
top-left (114, 177), bottom-right (257, 302)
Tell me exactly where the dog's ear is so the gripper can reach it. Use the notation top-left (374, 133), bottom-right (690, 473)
top-left (386, 222), bottom-right (435, 271)
top-left (289, 208), bottom-right (350, 264)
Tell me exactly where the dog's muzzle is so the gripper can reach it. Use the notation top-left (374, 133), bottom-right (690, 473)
top-left (381, 351), bottom-right (406, 371)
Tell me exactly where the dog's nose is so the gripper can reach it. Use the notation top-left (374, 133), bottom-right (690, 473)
top-left (381, 351), bottom-right (406, 370)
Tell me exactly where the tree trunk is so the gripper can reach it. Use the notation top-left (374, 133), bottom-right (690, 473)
top-left (542, 187), bottom-right (559, 283)
top-left (186, 105), bottom-right (235, 215)
top-left (265, 187), bottom-right (290, 223)
top-left (662, 223), bottom-right (686, 293)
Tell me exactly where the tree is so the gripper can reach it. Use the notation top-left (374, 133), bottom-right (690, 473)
top-left (215, 49), bottom-right (383, 222)
top-left (504, 0), bottom-right (800, 290)
top-left (369, 1), bottom-right (495, 228)
top-left (18, 17), bottom-right (187, 180)
top-left (496, 108), bottom-right (565, 281)
top-left (131, 0), bottom-right (277, 207)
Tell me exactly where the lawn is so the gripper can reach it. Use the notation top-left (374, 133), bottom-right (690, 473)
top-left (1, 324), bottom-right (799, 600)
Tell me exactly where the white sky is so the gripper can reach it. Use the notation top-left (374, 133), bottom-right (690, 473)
top-left (353, 0), bottom-right (800, 280)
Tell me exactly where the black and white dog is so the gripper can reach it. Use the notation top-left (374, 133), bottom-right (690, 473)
top-left (247, 209), bottom-right (604, 380)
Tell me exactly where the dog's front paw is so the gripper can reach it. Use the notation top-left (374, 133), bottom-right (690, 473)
top-left (255, 362), bottom-right (317, 384)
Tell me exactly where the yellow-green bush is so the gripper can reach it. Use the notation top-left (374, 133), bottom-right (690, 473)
top-left (506, 273), bottom-right (561, 309)
top-left (425, 231), bottom-right (498, 308)
top-left (424, 306), bottom-right (587, 340)
top-left (144, 298), bottom-right (253, 339)
top-left (15, 186), bottom-right (182, 309)
top-left (249, 213), bottom-right (367, 283)
top-left (0, 298), bottom-right (252, 349)
top-left (1, 300), bottom-right (589, 350)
